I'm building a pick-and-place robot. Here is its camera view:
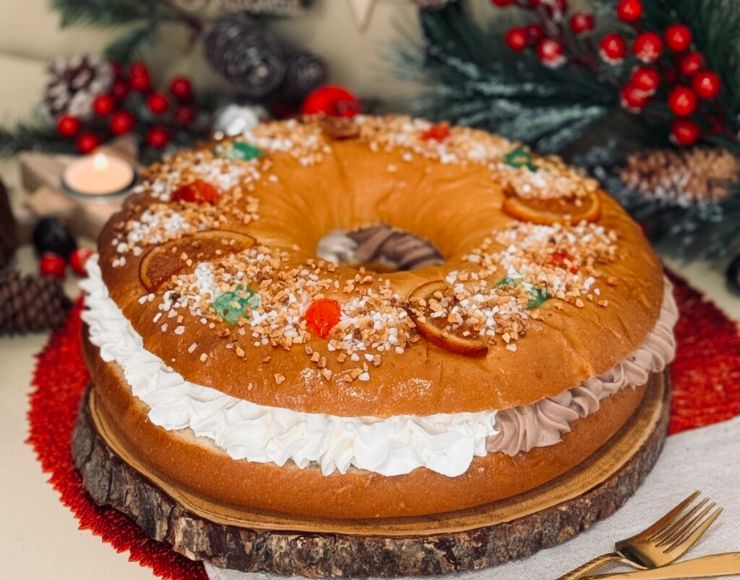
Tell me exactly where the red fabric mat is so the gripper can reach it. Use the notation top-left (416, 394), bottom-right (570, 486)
top-left (27, 272), bottom-right (739, 580)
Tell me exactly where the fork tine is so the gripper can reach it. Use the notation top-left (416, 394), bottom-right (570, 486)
top-left (637, 491), bottom-right (700, 540)
top-left (656, 501), bottom-right (714, 547)
top-left (651, 497), bottom-right (709, 543)
top-left (663, 506), bottom-right (723, 553)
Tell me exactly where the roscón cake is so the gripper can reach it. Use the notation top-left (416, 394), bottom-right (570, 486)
top-left (81, 114), bottom-right (677, 522)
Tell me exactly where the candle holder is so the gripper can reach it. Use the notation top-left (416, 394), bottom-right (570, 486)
top-left (61, 152), bottom-right (137, 200)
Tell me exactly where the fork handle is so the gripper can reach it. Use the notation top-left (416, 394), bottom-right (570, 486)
top-left (557, 553), bottom-right (639, 580)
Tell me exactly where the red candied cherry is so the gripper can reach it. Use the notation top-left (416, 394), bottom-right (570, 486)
top-left (40, 252), bottom-right (66, 279)
top-left (146, 92), bottom-right (170, 114)
top-left (616, 0), bottom-right (643, 23)
top-left (92, 94), bottom-right (116, 117)
top-left (692, 70), bottom-right (721, 100)
top-left (422, 122), bottom-right (451, 141)
top-left (665, 24), bottom-right (692, 52)
top-left (171, 179), bottom-right (221, 204)
top-left (633, 32), bottom-right (663, 63)
top-left (491, 0), bottom-right (515, 6)
top-left (56, 114), bottom-right (80, 137)
top-left (169, 76), bottom-right (193, 101)
top-left (146, 126), bottom-right (170, 149)
top-left (599, 33), bottom-right (627, 65)
top-left (109, 110), bottom-right (136, 135)
top-left (302, 85), bottom-right (361, 118)
top-left (620, 84), bottom-right (650, 113)
top-left (305, 298), bottom-right (341, 339)
top-left (526, 24), bottom-right (545, 44)
top-left (129, 61), bottom-right (151, 92)
top-left (668, 86), bottom-right (697, 117)
top-left (570, 12), bottom-right (595, 34)
top-left (505, 27), bottom-right (529, 52)
top-left (630, 67), bottom-right (660, 95)
top-left (70, 247), bottom-right (93, 277)
top-left (678, 52), bottom-right (705, 77)
top-left (670, 119), bottom-right (700, 146)
top-left (76, 132), bottom-right (100, 154)
top-left (537, 39), bottom-right (566, 68)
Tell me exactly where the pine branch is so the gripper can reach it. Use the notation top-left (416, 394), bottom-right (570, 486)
top-left (0, 121), bottom-right (75, 157)
top-left (50, 0), bottom-right (153, 27)
top-left (104, 18), bottom-right (161, 62)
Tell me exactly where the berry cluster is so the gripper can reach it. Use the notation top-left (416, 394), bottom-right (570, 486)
top-left (493, 0), bottom-right (725, 146)
top-left (55, 61), bottom-right (201, 154)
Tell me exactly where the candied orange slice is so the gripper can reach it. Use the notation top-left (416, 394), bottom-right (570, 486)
top-left (407, 281), bottom-right (489, 357)
top-left (502, 191), bottom-right (601, 225)
top-left (139, 230), bottom-right (255, 292)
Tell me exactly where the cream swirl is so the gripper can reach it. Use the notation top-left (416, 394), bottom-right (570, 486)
top-left (81, 256), bottom-right (677, 477)
top-left (487, 282), bottom-right (678, 455)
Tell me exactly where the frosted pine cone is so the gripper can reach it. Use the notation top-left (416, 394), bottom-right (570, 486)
top-left (43, 53), bottom-right (114, 119)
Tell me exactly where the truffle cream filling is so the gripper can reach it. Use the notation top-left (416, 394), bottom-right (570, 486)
top-left (81, 256), bottom-right (677, 478)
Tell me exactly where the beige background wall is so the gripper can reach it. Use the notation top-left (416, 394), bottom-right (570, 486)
top-left (0, 0), bottom-right (430, 100)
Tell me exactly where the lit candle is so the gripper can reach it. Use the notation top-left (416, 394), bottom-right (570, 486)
top-left (62, 152), bottom-right (136, 198)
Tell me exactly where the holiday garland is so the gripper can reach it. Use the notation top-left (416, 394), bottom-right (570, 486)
top-left (394, 0), bottom-right (740, 262)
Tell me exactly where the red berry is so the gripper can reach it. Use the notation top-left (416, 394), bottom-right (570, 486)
top-left (129, 61), bottom-right (151, 92)
top-left (570, 12), bottom-right (595, 34)
top-left (491, 0), bottom-right (515, 6)
top-left (526, 24), bottom-right (545, 44)
top-left (505, 27), bottom-right (529, 52)
top-left (76, 133), bottom-right (100, 154)
top-left (69, 247), bottom-right (93, 277)
top-left (665, 24), bottom-right (692, 52)
top-left (631, 67), bottom-right (660, 94)
top-left (692, 70), bottom-right (721, 99)
top-left (56, 115), bottom-right (80, 137)
top-left (421, 122), bottom-right (450, 141)
top-left (146, 92), bottom-right (170, 114)
top-left (678, 52), bottom-right (705, 77)
top-left (174, 105), bottom-right (195, 126)
top-left (109, 110), bottom-right (136, 135)
top-left (670, 119), bottom-right (700, 146)
top-left (146, 127), bottom-right (170, 149)
top-left (616, 0), bottom-right (642, 22)
top-left (668, 86), bottom-right (698, 117)
top-left (620, 83), bottom-right (649, 112)
top-left (305, 298), bottom-right (341, 339)
top-left (111, 78), bottom-right (129, 101)
top-left (92, 94), bottom-right (116, 117)
top-left (537, 39), bottom-right (565, 68)
top-left (110, 61), bottom-right (122, 78)
top-left (169, 76), bottom-right (193, 101)
top-left (301, 85), bottom-right (361, 117)
top-left (632, 32), bottom-right (663, 63)
top-left (599, 34), bottom-right (627, 64)
top-left (40, 252), bottom-right (66, 279)
top-left (171, 179), bottom-right (220, 204)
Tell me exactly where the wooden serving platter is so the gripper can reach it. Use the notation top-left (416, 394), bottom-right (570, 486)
top-left (72, 373), bottom-right (669, 577)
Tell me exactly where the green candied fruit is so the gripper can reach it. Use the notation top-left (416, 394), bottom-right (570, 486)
top-left (494, 275), bottom-right (516, 287)
top-left (211, 141), bottom-right (262, 161)
top-left (504, 147), bottom-right (537, 172)
top-left (211, 286), bottom-right (261, 324)
top-left (527, 286), bottom-right (549, 309)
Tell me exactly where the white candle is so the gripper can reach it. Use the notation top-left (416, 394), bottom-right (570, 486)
top-left (62, 153), bottom-right (136, 197)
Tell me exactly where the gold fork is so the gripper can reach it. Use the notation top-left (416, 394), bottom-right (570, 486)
top-left (558, 491), bottom-right (723, 580)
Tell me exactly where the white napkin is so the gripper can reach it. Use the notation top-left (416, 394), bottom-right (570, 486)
top-left (206, 416), bottom-right (740, 580)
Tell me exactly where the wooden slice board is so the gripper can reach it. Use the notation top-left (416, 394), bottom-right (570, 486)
top-left (72, 373), bottom-right (670, 577)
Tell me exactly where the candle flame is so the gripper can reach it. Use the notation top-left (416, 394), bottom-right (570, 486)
top-left (92, 152), bottom-right (109, 171)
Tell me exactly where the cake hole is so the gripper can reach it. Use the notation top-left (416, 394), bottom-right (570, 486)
top-left (316, 224), bottom-right (444, 272)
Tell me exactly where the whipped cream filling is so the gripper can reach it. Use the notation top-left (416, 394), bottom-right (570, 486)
top-left (81, 256), bottom-right (677, 477)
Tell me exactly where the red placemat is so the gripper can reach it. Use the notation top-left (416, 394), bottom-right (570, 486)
top-left (27, 271), bottom-right (739, 580)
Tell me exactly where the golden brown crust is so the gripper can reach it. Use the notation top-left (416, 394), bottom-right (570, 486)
top-left (96, 118), bottom-right (664, 416)
top-left (85, 334), bottom-right (649, 520)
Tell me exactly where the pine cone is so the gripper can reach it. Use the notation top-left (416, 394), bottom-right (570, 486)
top-left (0, 270), bottom-right (72, 336)
top-left (0, 179), bottom-right (17, 270)
top-left (174, 0), bottom-right (310, 17)
top-left (621, 147), bottom-right (739, 206)
top-left (202, 12), bottom-right (286, 98)
top-left (279, 50), bottom-right (327, 100)
top-left (43, 53), bottom-right (114, 119)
